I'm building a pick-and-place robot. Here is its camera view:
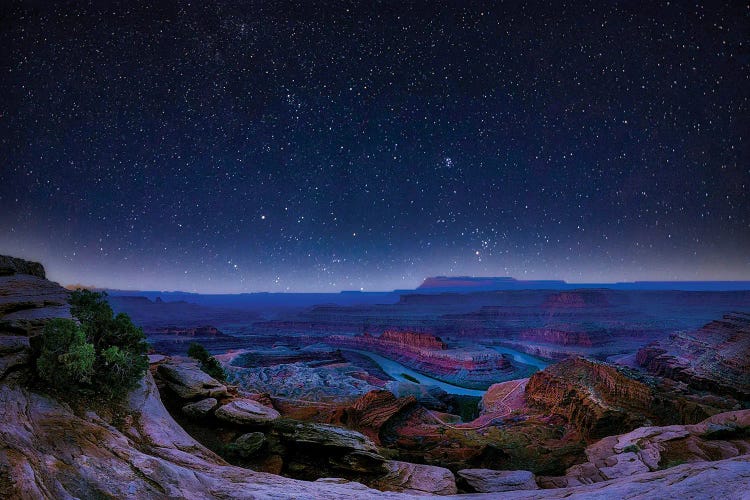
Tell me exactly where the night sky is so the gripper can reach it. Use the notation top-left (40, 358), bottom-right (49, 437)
top-left (1, 1), bottom-right (748, 292)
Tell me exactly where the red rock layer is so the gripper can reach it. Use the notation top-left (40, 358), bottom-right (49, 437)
top-left (329, 330), bottom-right (512, 374)
top-left (526, 358), bottom-right (661, 439)
top-left (334, 390), bottom-right (417, 445)
top-left (637, 312), bottom-right (750, 398)
top-left (519, 328), bottom-right (596, 347)
top-left (378, 330), bottom-right (447, 350)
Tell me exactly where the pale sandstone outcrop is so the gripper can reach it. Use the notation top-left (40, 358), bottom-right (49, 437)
top-left (181, 397), bottom-right (218, 418)
top-left (157, 362), bottom-right (229, 400)
top-left (215, 398), bottom-right (281, 425)
top-left (374, 460), bottom-right (458, 495)
top-left (457, 469), bottom-right (538, 493)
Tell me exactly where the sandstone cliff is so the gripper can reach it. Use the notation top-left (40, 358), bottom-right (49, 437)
top-left (0, 256), bottom-right (412, 498)
top-left (637, 312), bottom-right (750, 399)
top-left (524, 357), bottom-right (726, 439)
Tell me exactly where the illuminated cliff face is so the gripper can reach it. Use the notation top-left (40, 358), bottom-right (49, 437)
top-left (329, 330), bottom-right (514, 380)
top-left (378, 330), bottom-right (447, 351)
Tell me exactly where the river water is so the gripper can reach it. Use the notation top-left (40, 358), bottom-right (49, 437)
top-left (489, 345), bottom-right (550, 370)
top-left (346, 349), bottom-right (487, 396)
top-left (346, 347), bottom-right (549, 397)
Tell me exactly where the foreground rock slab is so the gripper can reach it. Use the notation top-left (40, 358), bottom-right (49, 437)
top-left (454, 456), bottom-right (750, 500)
top-left (181, 397), bottom-right (218, 418)
top-left (157, 362), bottom-right (228, 399)
top-left (457, 469), bottom-right (538, 493)
top-left (215, 398), bottom-right (281, 425)
top-left (0, 373), bottom-right (413, 499)
top-left (375, 460), bottom-right (458, 495)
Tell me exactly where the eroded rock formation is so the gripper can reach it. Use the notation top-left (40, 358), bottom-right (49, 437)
top-left (525, 357), bottom-right (725, 439)
top-left (2, 256), bottom-right (749, 499)
top-left (328, 330), bottom-right (518, 389)
top-left (637, 312), bottom-right (750, 399)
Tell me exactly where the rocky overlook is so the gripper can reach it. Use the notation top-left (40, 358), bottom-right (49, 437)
top-left (1, 256), bottom-right (750, 498)
top-left (0, 257), bottom-right (411, 498)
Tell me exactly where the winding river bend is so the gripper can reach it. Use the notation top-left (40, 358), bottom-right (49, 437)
top-left (348, 346), bottom-right (549, 397)
top-left (346, 345), bottom-right (551, 397)
top-left (346, 349), bottom-right (487, 397)
top-left (489, 345), bottom-right (550, 371)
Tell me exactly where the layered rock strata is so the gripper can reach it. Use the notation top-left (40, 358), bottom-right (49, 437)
top-left (637, 312), bottom-right (750, 399)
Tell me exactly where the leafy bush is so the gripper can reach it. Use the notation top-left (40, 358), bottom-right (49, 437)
top-left (187, 342), bottom-right (227, 381)
top-left (36, 318), bottom-right (95, 387)
top-left (36, 290), bottom-right (148, 397)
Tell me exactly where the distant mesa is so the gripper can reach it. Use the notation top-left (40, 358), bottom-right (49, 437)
top-left (417, 276), bottom-right (566, 291)
top-left (541, 290), bottom-right (610, 308)
top-left (414, 275), bottom-right (750, 292)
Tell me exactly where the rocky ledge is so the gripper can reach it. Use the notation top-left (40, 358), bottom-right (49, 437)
top-left (524, 357), bottom-right (733, 440)
top-left (637, 312), bottom-right (750, 399)
top-left (153, 356), bottom-right (454, 494)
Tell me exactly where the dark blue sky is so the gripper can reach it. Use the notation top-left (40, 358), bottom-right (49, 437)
top-left (1, 1), bottom-right (748, 292)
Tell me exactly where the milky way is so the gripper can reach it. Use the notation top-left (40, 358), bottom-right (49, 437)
top-left (1, 1), bottom-right (748, 292)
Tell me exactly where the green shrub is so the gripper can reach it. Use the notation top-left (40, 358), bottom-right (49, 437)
top-left (622, 444), bottom-right (640, 453)
top-left (187, 342), bottom-right (210, 362)
top-left (36, 318), bottom-right (95, 388)
top-left (36, 290), bottom-right (148, 397)
top-left (187, 342), bottom-right (227, 381)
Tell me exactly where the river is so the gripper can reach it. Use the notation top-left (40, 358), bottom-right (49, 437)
top-left (489, 345), bottom-right (550, 370)
top-left (346, 344), bottom-right (549, 397)
top-left (346, 349), bottom-right (487, 397)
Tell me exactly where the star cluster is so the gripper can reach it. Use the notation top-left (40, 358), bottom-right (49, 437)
top-left (1, 1), bottom-right (748, 291)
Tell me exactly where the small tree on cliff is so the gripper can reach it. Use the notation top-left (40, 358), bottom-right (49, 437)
top-left (187, 342), bottom-right (227, 382)
top-left (36, 290), bottom-right (149, 397)
top-left (36, 318), bottom-right (95, 388)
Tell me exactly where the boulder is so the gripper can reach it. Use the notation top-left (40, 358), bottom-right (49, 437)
top-left (181, 398), bottom-right (218, 418)
top-left (157, 362), bottom-right (228, 400)
top-left (457, 468), bottom-right (538, 493)
top-left (273, 419), bottom-right (379, 454)
top-left (544, 408), bottom-right (750, 488)
top-left (374, 460), bottom-right (457, 495)
top-left (215, 399), bottom-right (280, 425)
top-left (598, 452), bottom-right (650, 479)
top-left (227, 432), bottom-right (266, 457)
top-left (271, 419), bottom-right (387, 476)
